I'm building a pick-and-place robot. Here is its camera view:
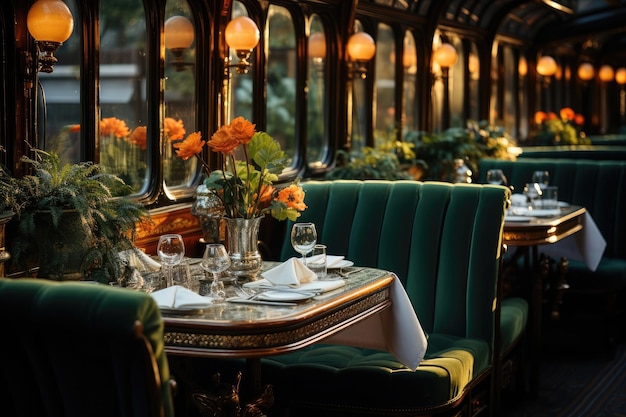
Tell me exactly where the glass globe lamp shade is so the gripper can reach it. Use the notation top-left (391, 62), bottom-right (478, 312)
top-left (577, 63), bottom-right (595, 81)
top-left (518, 56), bottom-right (528, 77)
top-left (615, 68), bottom-right (626, 85)
top-left (308, 32), bottom-right (326, 60)
top-left (225, 16), bottom-right (260, 51)
top-left (347, 32), bottom-right (376, 62)
top-left (165, 16), bottom-right (195, 50)
top-left (536, 56), bottom-right (558, 77)
top-left (27, 0), bottom-right (74, 43)
top-left (433, 43), bottom-right (458, 68)
top-left (599, 65), bottom-right (614, 82)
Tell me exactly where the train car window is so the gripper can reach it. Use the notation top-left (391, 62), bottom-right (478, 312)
top-left (163, 1), bottom-right (199, 192)
top-left (98, 0), bottom-right (148, 193)
top-left (502, 45), bottom-right (516, 136)
top-left (448, 35), bottom-right (464, 128)
top-left (349, 21), bottom-right (368, 151)
top-left (266, 4), bottom-right (297, 167)
top-left (403, 30), bottom-right (419, 134)
top-left (374, 23), bottom-right (396, 144)
top-left (37, 0), bottom-right (81, 164)
top-left (307, 15), bottom-right (329, 167)
top-left (228, 2), bottom-right (254, 122)
top-left (518, 53), bottom-right (529, 140)
top-left (468, 42), bottom-right (480, 123)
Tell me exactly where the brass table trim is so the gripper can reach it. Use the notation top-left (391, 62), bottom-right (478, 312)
top-left (162, 272), bottom-right (394, 358)
top-left (503, 206), bottom-right (585, 246)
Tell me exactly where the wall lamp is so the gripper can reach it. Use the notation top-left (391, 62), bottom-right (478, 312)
top-left (599, 65), bottom-right (614, 83)
top-left (346, 32), bottom-right (376, 79)
top-left (615, 67), bottom-right (626, 85)
top-left (225, 16), bottom-right (260, 75)
top-left (536, 55), bottom-right (558, 87)
top-left (432, 43), bottom-right (458, 80)
top-left (26, 0), bottom-right (74, 74)
top-left (577, 62), bottom-right (595, 82)
top-left (164, 16), bottom-right (195, 72)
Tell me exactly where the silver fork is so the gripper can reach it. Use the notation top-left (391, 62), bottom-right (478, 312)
top-left (233, 284), bottom-right (263, 300)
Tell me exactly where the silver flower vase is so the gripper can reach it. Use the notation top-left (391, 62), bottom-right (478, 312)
top-left (224, 216), bottom-right (263, 280)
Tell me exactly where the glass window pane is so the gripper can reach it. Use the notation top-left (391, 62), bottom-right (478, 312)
top-left (164, 0), bottom-right (198, 190)
top-left (307, 15), bottom-right (328, 167)
top-left (503, 45), bottom-right (516, 135)
top-left (228, 2), bottom-right (254, 122)
top-left (374, 23), bottom-right (395, 145)
top-left (38, 0), bottom-right (81, 164)
top-left (468, 43), bottom-right (480, 122)
top-left (449, 35), bottom-right (464, 128)
top-left (402, 30), bottom-right (419, 133)
top-left (266, 5), bottom-right (297, 166)
top-left (99, 0), bottom-right (148, 193)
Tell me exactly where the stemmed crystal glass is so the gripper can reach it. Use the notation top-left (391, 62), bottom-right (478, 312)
top-left (157, 234), bottom-right (185, 287)
top-left (486, 169), bottom-right (507, 185)
top-left (532, 170), bottom-right (550, 190)
top-left (200, 244), bottom-right (231, 301)
top-left (291, 222), bottom-right (317, 266)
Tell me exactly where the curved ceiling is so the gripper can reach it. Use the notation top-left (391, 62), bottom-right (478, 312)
top-left (367, 0), bottom-right (626, 64)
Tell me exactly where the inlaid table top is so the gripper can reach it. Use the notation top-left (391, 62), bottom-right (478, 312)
top-left (161, 266), bottom-right (395, 359)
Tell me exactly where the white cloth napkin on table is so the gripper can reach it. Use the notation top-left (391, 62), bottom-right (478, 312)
top-left (151, 285), bottom-right (212, 309)
top-left (262, 257), bottom-right (317, 286)
top-left (324, 273), bottom-right (427, 371)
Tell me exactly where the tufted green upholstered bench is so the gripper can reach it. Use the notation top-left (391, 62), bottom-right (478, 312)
top-left (478, 158), bottom-right (626, 346)
top-left (0, 278), bottom-right (174, 417)
top-left (258, 180), bottom-right (526, 416)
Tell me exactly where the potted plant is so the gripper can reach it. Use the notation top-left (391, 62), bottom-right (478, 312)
top-left (9, 148), bottom-right (149, 283)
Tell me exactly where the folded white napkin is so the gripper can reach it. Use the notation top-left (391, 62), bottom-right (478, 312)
top-left (261, 257), bottom-right (317, 286)
top-left (151, 285), bottom-right (212, 310)
top-left (120, 249), bottom-right (161, 272)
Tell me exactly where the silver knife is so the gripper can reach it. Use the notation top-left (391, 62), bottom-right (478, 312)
top-left (227, 297), bottom-right (297, 306)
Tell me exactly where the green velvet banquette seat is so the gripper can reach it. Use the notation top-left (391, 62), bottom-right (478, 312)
top-left (258, 180), bottom-right (526, 416)
top-left (0, 278), bottom-right (174, 417)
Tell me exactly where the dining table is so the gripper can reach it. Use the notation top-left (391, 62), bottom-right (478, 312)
top-left (502, 203), bottom-right (606, 394)
top-left (154, 261), bottom-right (427, 414)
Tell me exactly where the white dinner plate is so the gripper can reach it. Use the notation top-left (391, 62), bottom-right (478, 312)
top-left (329, 260), bottom-right (354, 269)
top-left (257, 290), bottom-right (314, 302)
top-left (506, 216), bottom-right (532, 222)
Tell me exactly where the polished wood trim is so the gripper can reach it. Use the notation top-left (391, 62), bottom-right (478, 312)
top-left (162, 271), bottom-right (394, 358)
top-left (503, 206), bottom-right (586, 246)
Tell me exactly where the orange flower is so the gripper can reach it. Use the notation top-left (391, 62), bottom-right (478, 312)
top-left (165, 117), bottom-right (186, 141)
top-left (574, 113), bottom-right (585, 126)
top-left (228, 116), bottom-right (256, 145)
top-left (69, 124), bottom-right (81, 133)
top-left (534, 111), bottom-right (547, 125)
top-left (560, 107), bottom-right (575, 120)
top-left (209, 127), bottom-right (240, 154)
top-left (173, 132), bottom-right (204, 160)
top-left (256, 185), bottom-right (275, 208)
top-left (547, 112), bottom-right (558, 120)
top-left (129, 126), bottom-right (147, 150)
top-left (276, 184), bottom-right (307, 211)
top-left (100, 117), bottom-right (130, 138)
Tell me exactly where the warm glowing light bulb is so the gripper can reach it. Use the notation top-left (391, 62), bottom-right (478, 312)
top-left (577, 62), bottom-right (595, 81)
top-left (308, 32), bottom-right (326, 60)
top-left (518, 56), bottom-right (528, 77)
top-left (165, 16), bottom-right (195, 50)
top-left (347, 32), bottom-right (376, 62)
top-left (599, 65), bottom-right (614, 82)
top-left (615, 67), bottom-right (626, 85)
top-left (433, 43), bottom-right (458, 68)
top-left (27, 0), bottom-right (74, 43)
top-left (225, 16), bottom-right (260, 51)
top-left (536, 55), bottom-right (558, 77)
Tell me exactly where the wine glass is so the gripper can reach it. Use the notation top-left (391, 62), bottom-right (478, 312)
top-left (291, 222), bottom-right (317, 266)
top-left (486, 169), bottom-right (507, 185)
top-left (532, 170), bottom-right (550, 190)
top-left (523, 183), bottom-right (541, 209)
top-left (200, 244), bottom-right (231, 301)
top-left (157, 234), bottom-right (185, 287)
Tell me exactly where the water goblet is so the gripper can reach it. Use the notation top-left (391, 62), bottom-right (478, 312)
top-left (291, 222), bottom-right (317, 266)
top-left (486, 169), bottom-right (507, 186)
top-left (532, 170), bottom-right (550, 190)
top-left (157, 234), bottom-right (185, 287)
top-left (200, 243), bottom-right (231, 301)
top-left (523, 183), bottom-right (542, 209)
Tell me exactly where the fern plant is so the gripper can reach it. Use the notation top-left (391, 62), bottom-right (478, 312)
top-left (11, 149), bottom-right (149, 283)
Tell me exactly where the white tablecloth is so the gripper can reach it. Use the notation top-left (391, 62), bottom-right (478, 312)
top-left (539, 212), bottom-right (606, 272)
top-left (323, 273), bottom-right (427, 371)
